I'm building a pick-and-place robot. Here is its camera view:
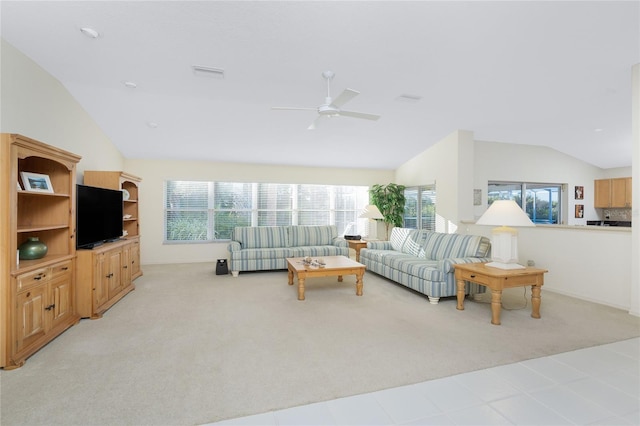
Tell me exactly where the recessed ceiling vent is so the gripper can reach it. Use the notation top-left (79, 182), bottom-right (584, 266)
top-left (192, 65), bottom-right (225, 79)
top-left (396, 93), bottom-right (422, 102)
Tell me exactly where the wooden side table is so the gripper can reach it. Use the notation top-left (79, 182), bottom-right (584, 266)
top-left (453, 263), bottom-right (548, 325)
top-left (347, 240), bottom-right (368, 262)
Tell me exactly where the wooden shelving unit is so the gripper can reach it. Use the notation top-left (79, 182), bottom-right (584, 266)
top-left (1, 134), bottom-right (81, 369)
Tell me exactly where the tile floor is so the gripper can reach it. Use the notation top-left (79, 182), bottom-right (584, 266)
top-left (207, 337), bottom-right (639, 426)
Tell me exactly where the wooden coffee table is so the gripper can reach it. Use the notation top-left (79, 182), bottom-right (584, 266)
top-left (286, 256), bottom-right (365, 300)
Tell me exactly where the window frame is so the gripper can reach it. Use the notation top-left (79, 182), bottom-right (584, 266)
top-left (487, 180), bottom-right (564, 225)
top-left (163, 180), bottom-right (369, 243)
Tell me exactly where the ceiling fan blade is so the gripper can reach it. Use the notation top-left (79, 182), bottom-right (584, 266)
top-left (331, 88), bottom-right (359, 108)
top-left (272, 106), bottom-right (317, 111)
top-left (307, 115), bottom-right (326, 130)
top-left (339, 110), bottom-right (381, 121)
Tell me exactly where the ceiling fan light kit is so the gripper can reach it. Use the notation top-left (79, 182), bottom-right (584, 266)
top-left (273, 71), bottom-right (380, 129)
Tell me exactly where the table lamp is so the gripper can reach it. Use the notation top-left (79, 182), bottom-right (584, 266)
top-left (358, 204), bottom-right (384, 240)
top-left (475, 200), bottom-right (535, 269)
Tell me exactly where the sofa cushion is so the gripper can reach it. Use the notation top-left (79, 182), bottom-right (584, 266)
top-left (389, 227), bottom-right (412, 251)
top-left (289, 246), bottom-right (349, 258)
top-left (288, 225), bottom-right (337, 247)
top-left (401, 230), bottom-right (428, 257)
top-left (423, 232), bottom-right (490, 260)
top-left (232, 247), bottom-right (292, 260)
top-left (233, 226), bottom-right (289, 249)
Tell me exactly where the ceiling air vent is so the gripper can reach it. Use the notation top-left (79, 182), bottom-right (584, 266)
top-left (192, 65), bottom-right (225, 79)
top-left (396, 93), bottom-right (422, 102)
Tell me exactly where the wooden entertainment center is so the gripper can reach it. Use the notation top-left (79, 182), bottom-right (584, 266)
top-left (0, 134), bottom-right (143, 368)
top-left (76, 171), bottom-right (142, 319)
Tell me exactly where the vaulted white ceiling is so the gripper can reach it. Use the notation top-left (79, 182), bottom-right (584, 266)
top-left (1, 1), bottom-right (638, 169)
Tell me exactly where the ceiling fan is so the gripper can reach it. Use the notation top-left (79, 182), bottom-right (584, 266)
top-left (272, 71), bottom-right (380, 130)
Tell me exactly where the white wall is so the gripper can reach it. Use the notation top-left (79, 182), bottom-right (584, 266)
top-left (124, 158), bottom-right (394, 265)
top-left (0, 39), bottom-right (124, 173)
top-left (474, 140), bottom-right (610, 226)
top-left (394, 129), bottom-right (634, 311)
top-left (631, 64), bottom-right (639, 317)
top-left (395, 130), bottom-right (474, 233)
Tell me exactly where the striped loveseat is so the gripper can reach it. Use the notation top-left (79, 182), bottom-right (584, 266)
top-left (227, 225), bottom-right (349, 276)
top-left (360, 228), bottom-right (491, 304)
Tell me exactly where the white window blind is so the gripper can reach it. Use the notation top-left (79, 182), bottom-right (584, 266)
top-left (164, 181), bottom-right (369, 242)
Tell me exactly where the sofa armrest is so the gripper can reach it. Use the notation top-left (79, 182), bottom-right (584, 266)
top-left (332, 237), bottom-right (348, 248)
top-left (366, 240), bottom-right (393, 250)
top-left (440, 257), bottom-right (491, 273)
top-left (227, 241), bottom-right (242, 252)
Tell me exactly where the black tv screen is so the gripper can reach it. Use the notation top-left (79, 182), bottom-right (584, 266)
top-left (76, 184), bottom-right (124, 249)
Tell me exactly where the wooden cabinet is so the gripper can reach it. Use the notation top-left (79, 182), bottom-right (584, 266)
top-left (76, 238), bottom-right (139, 319)
top-left (84, 171), bottom-right (141, 239)
top-left (594, 178), bottom-right (632, 208)
top-left (1, 134), bottom-right (81, 369)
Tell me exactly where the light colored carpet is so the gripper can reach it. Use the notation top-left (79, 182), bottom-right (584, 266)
top-left (1, 262), bottom-right (639, 425)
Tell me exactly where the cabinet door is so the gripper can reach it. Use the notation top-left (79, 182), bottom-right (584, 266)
top-left (130, 240), bottom-right (141, 279)
top-left (121, 244), bottom-right (132, 288)
top-left (107, 249), bottom-right (123, 298)
top-left (611, 178), bottom-right (628, 208)
top-left (49, 274), bottom-right (73, 329)
top-left (594, 179), bottom-right (611, 208)
top-left (625, 178), bottom-right (632, 206)
top-left (16, 284), bottom-right (48, 351)
top-left (94, 253), bottom-right (109, 309)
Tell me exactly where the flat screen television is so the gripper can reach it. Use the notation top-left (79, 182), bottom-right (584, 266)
top-left (76, 184), bottom-right (124, 249)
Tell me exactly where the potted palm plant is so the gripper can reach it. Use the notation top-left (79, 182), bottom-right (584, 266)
top-left (369, 183), bottom-right (406, 240)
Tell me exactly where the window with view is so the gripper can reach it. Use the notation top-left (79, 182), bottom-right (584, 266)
top-left (487, 181), bottom-right (563, 224)
top-left (403, 185), bottom-right (436, 230)
top-left (164, 181), bottom-right (369, 242)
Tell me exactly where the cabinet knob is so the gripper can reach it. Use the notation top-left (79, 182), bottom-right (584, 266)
top-left (123, 265), bottom-right (128, 269)
top-left (45, 304), bottom-right (55, 311)
top-left (470, 274), bottom-right (476, 278)
top-left (33, 273), bottom-right (45, 281)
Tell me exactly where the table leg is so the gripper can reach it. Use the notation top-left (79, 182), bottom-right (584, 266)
top-left (287, 268), bottom-right (293, 286)
top-left (531, 284), bottom-right (542, 319)
top-left (491, 289), bottom-right (502, 325)
top-left (297, 277), bottom-right (305, 301)
top-left (355, 271), bottom-right (363, 296)
top-left (338, 275), bottom-right (343, 282)
top-left (456, 279), bottom-right (465, 310)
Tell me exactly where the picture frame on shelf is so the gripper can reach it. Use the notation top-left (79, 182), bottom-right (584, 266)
top-left (17, 182), bottom-right (22, 191)
top-left (20, 171), bottom-right (54, 193)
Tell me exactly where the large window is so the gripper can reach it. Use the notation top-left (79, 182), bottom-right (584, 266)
top-left (403, 185), bottom-right (436, 230)
top-left (487, 181), bottom-right (563, 224)
top-left (164, 181), bottom-right (369, 242)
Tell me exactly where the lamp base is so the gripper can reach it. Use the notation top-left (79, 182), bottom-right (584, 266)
top-left (485, 261), bottom-right (525, 270)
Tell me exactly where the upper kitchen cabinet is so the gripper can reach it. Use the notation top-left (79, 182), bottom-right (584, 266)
top-left (594, 178), bottom-right (632, 208)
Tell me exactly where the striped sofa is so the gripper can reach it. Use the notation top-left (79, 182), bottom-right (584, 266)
top-left (227, 225), bottom-right (349, 276)
top-left (360, 228), bottom-right (491, 304)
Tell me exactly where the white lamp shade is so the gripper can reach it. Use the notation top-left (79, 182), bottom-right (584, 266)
top-left (358, 204), bottom-right (384, 219)
top-left (475, 200), bottom-right (535, 227)
top-left (476, 200), bottom-right (534, 269)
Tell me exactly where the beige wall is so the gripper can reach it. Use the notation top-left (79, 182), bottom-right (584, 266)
top-left (0, 39), bottom-right (124, 174)
top-left (124, 158), bottom-right (393, 265)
